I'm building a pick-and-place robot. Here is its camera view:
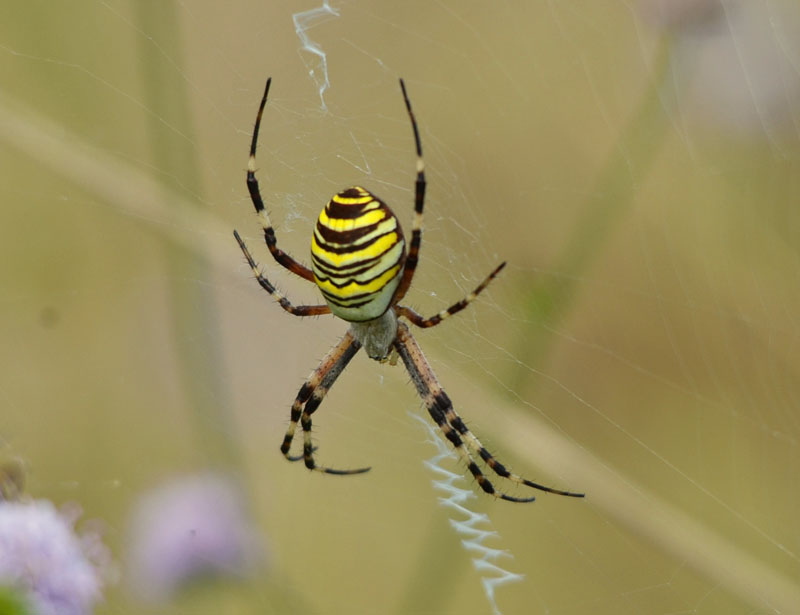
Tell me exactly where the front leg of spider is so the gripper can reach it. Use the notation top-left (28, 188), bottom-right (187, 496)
top-left (236, 77), bottom-right (583, 501)
top-left (279, 331), bottom-right (371, 475)
top-left (393, 323), bottom-right (584, 502)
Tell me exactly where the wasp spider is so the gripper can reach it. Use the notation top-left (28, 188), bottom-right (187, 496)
top-left (233, 78), bottom-right (584, 502)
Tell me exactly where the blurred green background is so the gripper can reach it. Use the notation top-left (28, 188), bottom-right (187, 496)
top-left (2, 1), bottom-right (799, 614)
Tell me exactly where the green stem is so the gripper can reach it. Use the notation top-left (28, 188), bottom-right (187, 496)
top-left (135, 3), bottom-right (240, 470)
top-left (510, 37), bottom-right (675, 393)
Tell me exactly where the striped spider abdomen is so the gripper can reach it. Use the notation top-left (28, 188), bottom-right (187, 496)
top-left (234, 77), bottom-right (584, 500)
top-left (311, 186), bottom-right (406, 322)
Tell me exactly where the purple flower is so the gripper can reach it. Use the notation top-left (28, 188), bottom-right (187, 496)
top-left (639, 0), bottom-right (722, 29)
top-left (0, 499), bottom-right (109, 615)
top-left (126, 473), bottom-right (265, 602)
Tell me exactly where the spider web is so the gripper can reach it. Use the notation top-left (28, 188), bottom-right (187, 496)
top-left (1, 1), bottom-right (800, 614)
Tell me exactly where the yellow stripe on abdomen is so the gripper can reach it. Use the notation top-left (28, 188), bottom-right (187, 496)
top-left (311, 187), bottom-right (406, 322)
top-left (312, 231), bottom-right (400, 269)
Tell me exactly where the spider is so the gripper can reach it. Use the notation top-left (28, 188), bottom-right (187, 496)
top-left (233, 78), bottom-right (584, 502)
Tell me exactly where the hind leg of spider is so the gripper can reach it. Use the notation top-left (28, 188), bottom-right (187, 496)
top-left (393, 78), bottom-right (427, 303)
top-left (245, 78), bottom-right (315, 283)
top-left (393, 323), bottom-right (535, 502)
top-left (280, 330), bottom-right (370, 475)
top-left (396, 262), bottom-right (506, 329)
top-left (234, 230), bottom-right (330, 317)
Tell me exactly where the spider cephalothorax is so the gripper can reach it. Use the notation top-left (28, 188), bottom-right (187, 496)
top-left (233, 78), bottom-right (583, 502)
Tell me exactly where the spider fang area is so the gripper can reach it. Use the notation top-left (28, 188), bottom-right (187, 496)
top-left (350, 309), bottom-right (398, 361)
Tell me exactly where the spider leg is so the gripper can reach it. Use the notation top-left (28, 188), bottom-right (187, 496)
top-left (442, 399), bottom-right (584, 498)
top-left (393, 79), bottom-right (426, 303)
top-left (280, 330), bottom-right (370, 475)
top-left (245, 78), bottom-right (315, 283)
top-left (396, 262), bottom-right (506, 329)
top-left (234, 230), bottom-right (331, 317)
top-left (394, 323), bottom-right (537, 502)
top-left (285, 446), bottom-right (316, 462)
